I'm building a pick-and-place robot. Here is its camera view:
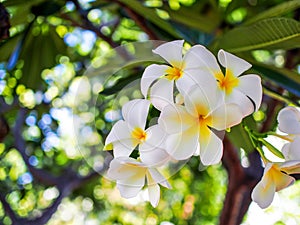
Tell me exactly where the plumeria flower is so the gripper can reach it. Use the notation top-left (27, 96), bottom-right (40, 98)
top-left (186, 46), bottom-right (262, 117)
top-left (251, 160), bottom-right (300, 209)
top-left (140, 40), bottom-right (214, 111)
top-left (277, 106), bottom-right (300, 135)
top-left (107, 157), bottom-right (171, 207)
top-left (158, 82), bottom-right (243, 165)
top-left (105, 99), bottom-right (171, 166)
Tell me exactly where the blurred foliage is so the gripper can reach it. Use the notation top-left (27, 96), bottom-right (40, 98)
top-left (0, 0), bottom-right (300, 224)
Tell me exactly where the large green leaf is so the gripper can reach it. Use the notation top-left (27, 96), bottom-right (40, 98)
top-left (19, 25), bottom-right (67, 90)
top-left (252, 63), bottom-right (300, 97)
top-left (217, 17), bottom-right (300, 52)
top-left (244, 0), bottom-right (300, 25)
top-left (118, 0), bottom-right (180, 39)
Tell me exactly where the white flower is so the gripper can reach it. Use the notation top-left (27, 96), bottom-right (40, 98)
top-left (277, 106), bottom-right (300, 135)
top-left (251, 161), bottom-right (300, 209)
top-left (140, 40), bottom-right (214, 110)
top-left (158, 81), bottom-right (243, 165)
top-left (185, 46), bottom-right (262, 117)
top-left (107, 157), bottom-right (171, 207)
top-left (105, 99), bottom-right (171, 166)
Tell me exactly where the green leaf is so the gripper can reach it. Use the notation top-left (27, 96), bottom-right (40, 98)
top-left (244, 0), bottom-right (300, 25)
top-left (217, 18), bottom-right (300, 52)
top-left (227, 116), bottom-right (257, 154)
top-left (19, 25), bottom-right (67, 90)
top-left (251, 63), bottom-right (300, 97)
top-left (162, 4), bottom-right (220, 33)
top-left (258, 138), bottom-right (285, 159)
top-left (118, 0), bottom-right (180, 38)
top-left (0, 33), bottom-right (22, 62)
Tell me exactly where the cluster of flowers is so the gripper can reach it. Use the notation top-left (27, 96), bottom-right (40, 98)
top-left (252, 106), bottom-right (300, 208)
top-left (104, 40), bottom-right (263, 207)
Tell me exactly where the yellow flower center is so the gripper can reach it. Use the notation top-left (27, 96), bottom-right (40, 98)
top-left (131, 127), bottom-right (147, 143)
top-left (215, 69), bottom-right (239, 95)
top-left (165, 66), bottom-right (183, 81)
top-left (198, 114), bottom-right (212, 140)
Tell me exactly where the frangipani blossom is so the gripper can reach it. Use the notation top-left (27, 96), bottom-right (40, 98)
top-left (107, 157), bottom-right (171, 207)
top-left (158, 82), bottom-right (243, 165)
top-left (105, 99), bottom-right (171, 166)
top-left (140, 40), bottom-right (214, 110)
top-left (251, 161), bottom-right (300, 209)
top-left (186, 46), bottom-right (262, 117)
top-left (277, 106), bottom-right (300, 135)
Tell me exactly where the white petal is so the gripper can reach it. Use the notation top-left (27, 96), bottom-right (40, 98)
top-left (158, 104), bottom-right (196, 134)
top-left (139, 125), bottom-right (172, 167)
top-left (251, 179), bottom-right (276, 209)
top-left (209, 103), bottom-right (243, 130)
top-left (148, 183), bottom-right (160, 207)
top-left (141, 64), bottom-right (169, 98)
top-left (237, 75), bottom-right (262, 111)
top-left (117, 183), bottom-right (143, 198)
top-left (183, 45), bottom-right (221, 73)
top-left (165, 126), bottom-right (199, 160)
top-left (150, 78), bottom-right (174, 111)
top-left (113, 140), bottom-right (136, 157)
top-left (225, 89), bottom-right (254, 117)
top-left (280, 160), bottom-right (300, 174)
top-left (105, 120), bottom-right (132, 145)
top-left (153, 40), bottom-right (184, 67)
top-left (218, 50), bottom-right (252, 76)
top-left (278, 106), bottom-right (300, 134)
top-left (107, 157), bottom-right (143, 180)
top-left (199, 130), bottom-right (223, 165)
top-left (122, 99), bottom-right (150, 129)
top-left (184, 82), bottom-right (222, 117)
top-left (176, 69), bottom-right (217, 96)
top-left (282, 137), bottom-right (300, 160)
top-left (148, 168), bottom-right (171, 189)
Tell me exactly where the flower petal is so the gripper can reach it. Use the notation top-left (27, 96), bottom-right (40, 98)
top-left (280, 160), bottom-right (300, 174)
top-left (117, 183), bottom-right (144, 199)
top-left (277, 106), bottom-right (300, 134)
top-left (107, 157), bottom-right (144, 180)
top-left (165, 126), bottom-right (199, 160)
top-left (148, 183), bottom-right (160, 207)
top-left (139, 125), bottom-right (172, 167)
top-left (183, 45), bottom-right (221, 73)
top-left (148, 168), bottom-right (171, 189)
top-left (122, 99), bottom-right (150, 130)
top-left (225, 89), bottom-right (255, 117)
top-left (152, 40), bottom-right (184, 67)
top-left (282, 137), bottom-right (300, 160)
top-left (199, 130), bottom-right (223, 165)
top-left (184, 82), bottom-right (222, 117)
top-left (209, 103), bottom-right (243, 130)
top-left (112, 140), bottom-right (137, 157)
top-left (237, 74), bottom-right (262, 111)
top-left (218, 50), bottom-right (252, 76)
top-left (158, 104), bottom-right (197, 134)
top-left (176, 69), bottom-right (217, 97)
top-left (251, 179), bottom-right (276, 209)
top-left (141, 64), bottom-right (169, 98)
top-left (150, 78), bottom-right (174, 111)
top-left (105, 120), bottom-right (132, 145)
